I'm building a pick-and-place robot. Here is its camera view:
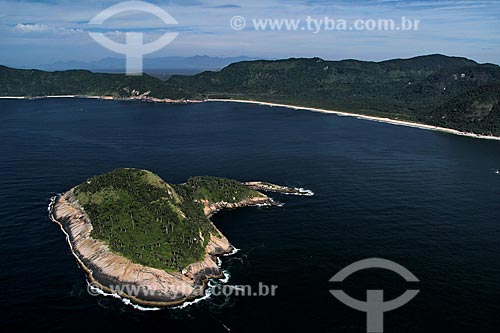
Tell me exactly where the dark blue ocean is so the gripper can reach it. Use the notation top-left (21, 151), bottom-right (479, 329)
top-left (0, 99), bottom-right (499, 332)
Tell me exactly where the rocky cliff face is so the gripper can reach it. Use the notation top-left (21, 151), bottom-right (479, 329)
top-left (50, 190), bottom-right (239, 306)
top-left (201, 196), bottom-right (275, 217)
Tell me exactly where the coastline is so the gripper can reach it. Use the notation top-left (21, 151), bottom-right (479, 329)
top-left (0, 95), bottom-right (200, 104)
top-left (3, 95), bottom-right (499, 141)
top-left (206, 99), bottom-right (500, 142)
top-left (49, 188), bottom-right (274, 308)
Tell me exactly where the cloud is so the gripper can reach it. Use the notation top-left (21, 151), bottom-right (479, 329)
top-left (14, 23), bottom-right (50, 33)
top-left (0, 0), bottom-right (499, 66)
top-left (13, 23), bottom-right (84, 35)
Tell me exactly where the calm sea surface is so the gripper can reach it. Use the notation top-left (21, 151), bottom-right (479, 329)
top-left (0, 99), bottom-right (499, 332)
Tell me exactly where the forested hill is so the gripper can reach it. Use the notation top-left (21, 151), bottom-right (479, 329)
top-left (1, 54), bottom-right (500, 136)
top-left (164, 55), bottom-right (500, 135)
top-left (0, 65), bottom-right (170, 98)
top-left (73, 168), bottom-right (261, 271)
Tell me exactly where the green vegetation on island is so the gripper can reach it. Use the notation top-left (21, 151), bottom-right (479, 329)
top-left (73, 168), bottom-right (261, 272)
top-left (184, 176), bottom-right (265, 203)
top-left (2, 54), bottom-right (500, 135)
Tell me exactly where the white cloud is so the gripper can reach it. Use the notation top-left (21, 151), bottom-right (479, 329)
top-left (14, 23), bottom-right (50, 33)
top-left (1, 0), bottom-right (498, 65)
top-left (13, 23), bottom-right (84, 35)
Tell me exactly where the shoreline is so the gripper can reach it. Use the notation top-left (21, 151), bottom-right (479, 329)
top-left (48, 194), bottom-right (200, 308)
top-left (3, 95), bottom-right (499, 141)
top-left (0, 95), bottom-right (201, 104)
top-left (49, 189), bottom-right (274, 309)
top-left (205, 99), bottom-right (500, 142)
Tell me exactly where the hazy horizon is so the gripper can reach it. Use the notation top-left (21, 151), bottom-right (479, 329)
top-left (3, 53), bottom-right (499, 72)
top-left (0, 0), bottom-right (499, 68)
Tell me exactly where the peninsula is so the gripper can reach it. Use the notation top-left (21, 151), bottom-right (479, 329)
top-left (49, 168), bottom-right (307, 307)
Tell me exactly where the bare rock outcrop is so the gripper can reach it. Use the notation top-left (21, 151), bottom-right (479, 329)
top-left (49, 189), bottom-right (254, 307)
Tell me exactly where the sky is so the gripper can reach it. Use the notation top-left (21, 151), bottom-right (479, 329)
top-left (0, 0), bottom-right (499, 67)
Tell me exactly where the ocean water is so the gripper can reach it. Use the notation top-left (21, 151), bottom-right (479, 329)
top-left (0, 99), bottom-right (499, 332)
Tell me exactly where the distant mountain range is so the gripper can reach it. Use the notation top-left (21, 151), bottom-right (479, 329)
top-left (26, 56), bottom-right (259, 74)
top-left (1, 54), bottom-right (499, 136)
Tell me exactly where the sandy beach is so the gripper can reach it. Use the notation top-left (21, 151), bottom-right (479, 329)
top-left (206, 99), bottom-right (500, 142)
top-left (2, 95), bottom-right (499, 141)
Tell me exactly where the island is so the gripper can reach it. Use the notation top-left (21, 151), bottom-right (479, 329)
top-left (49, 168), bottom-right (309, 307)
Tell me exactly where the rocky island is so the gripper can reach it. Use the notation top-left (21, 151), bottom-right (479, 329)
top-left (49, 168), bottom-right (303, 307)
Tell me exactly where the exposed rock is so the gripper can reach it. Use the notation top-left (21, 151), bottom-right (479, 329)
top-left (49, 189), bottom-right (265, 307)
top-left (244, 181), bottom-right (314, 196)
top-left (200, 195), bottom-right (276, 217)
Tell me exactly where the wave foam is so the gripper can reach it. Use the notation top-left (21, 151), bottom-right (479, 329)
top-left (172, 285), bottom-right (213, 309)
top-left (282, 187), bottom-right (314, 196)
top-left (255, 202), bottom-right (273, 207)
top-left (87, 281), bottom-right (161, 311)
top-left (223, 246), bottom-right (241, 256)
top-left (219, 270), bottom-right (231, 283)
